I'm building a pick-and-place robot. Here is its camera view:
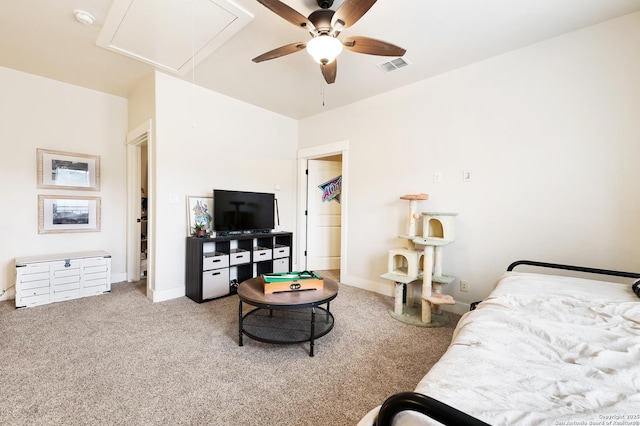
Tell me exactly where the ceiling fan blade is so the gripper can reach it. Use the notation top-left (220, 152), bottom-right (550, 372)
top-left (321, 60), bottom-right (337, 84)
top-left (257, 0), bottom-right (315, 31)
top-left (343, 36), bottom-right (406, 56)
top-left (331, 0), bottom-right (377, 29)
top-left (252, 42), bottom-right (307, 62)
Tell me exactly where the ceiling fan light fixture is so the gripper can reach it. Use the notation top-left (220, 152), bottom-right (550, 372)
top-left (306, 35), bottom-right (343, 64)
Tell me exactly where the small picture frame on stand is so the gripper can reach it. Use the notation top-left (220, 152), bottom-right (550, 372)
top-left (186, 196), bottom-right (213, 237)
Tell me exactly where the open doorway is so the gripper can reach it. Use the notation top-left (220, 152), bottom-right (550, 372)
top-left (126, 120), bottom-right (152, 297)
top-left (297, 141), bottom-right (349, 283)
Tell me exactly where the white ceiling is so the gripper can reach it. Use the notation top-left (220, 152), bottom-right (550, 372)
top-left (2, 0), bottom-right (640, 119)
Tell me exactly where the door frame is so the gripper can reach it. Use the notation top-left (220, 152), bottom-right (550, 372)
top-left (126, 119), bottom-right (153, 297)
top-left (297, 141), bottom-right (349, 276)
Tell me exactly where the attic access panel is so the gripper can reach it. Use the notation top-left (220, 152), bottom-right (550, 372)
top-left (97, 0), bottom-right (252, 75)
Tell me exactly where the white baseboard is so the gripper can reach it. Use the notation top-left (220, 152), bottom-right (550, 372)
top-left (0, 288), bottom-right (15, 302)
top-left (148, 286), bottom-right (185, 303)
top-left (111, 272), bottom-right (127, 284)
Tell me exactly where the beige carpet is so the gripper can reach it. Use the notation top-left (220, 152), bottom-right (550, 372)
top-left (0, 274), bottom-right (459, 425)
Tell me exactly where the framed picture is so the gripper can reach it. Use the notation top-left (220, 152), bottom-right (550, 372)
top-left (186, 196), bottom-right (213, 236)
top-left (38, 195), bottom-right (101, 234)
top-left (37, 149), bottom-right (100, 190)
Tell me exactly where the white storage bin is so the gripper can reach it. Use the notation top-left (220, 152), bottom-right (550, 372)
top-left (15, 251), bottom-right (111, 308)
top-left (203, 252), bottom-right (229, 270)
top-left (202, 268), bottom-right (230, 299)
top-left (229, 249), bottom-right (250, 266)
top-left (273, 258), bottom-right (289, 273)
top-left (253, 247), bottom-right (272, 262)
top-left (273, 245), bottom-right (290, 259)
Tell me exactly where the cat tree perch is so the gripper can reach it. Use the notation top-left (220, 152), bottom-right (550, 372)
top-left (381, 193), bottom-right (458, 327)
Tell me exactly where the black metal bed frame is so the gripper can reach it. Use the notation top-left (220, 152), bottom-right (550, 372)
top-left (373, 260), bottom-right (640, 426)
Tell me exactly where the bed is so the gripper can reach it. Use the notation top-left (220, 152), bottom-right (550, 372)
top-left (358, 260), bottom-right (640, 426)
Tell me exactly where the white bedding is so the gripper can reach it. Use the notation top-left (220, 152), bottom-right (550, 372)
top-left (361, 271), bottom-right (640, 426)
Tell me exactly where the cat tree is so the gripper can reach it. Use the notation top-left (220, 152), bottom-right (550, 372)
top-left (381, 194), bottom-right (458, 326)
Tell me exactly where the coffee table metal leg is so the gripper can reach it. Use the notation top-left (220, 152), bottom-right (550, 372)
top-left (309, 306), bottom-right (316, 357)
top-left (238, 300), bottom-right (243, 347)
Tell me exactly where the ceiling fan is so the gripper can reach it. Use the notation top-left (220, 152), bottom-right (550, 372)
top-left (252, 0), bottom-right (406, 84)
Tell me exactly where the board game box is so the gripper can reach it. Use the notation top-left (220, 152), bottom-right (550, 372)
top-left (261, 271), bottom-right (324, 294)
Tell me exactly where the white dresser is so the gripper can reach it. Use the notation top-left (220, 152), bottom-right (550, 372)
top-left (15, 250), bottom-right (111, 308)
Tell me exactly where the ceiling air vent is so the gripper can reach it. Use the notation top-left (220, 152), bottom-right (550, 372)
top-left (377, 57), bottom-right (410, 73)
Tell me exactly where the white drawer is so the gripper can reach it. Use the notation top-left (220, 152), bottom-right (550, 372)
top-left (83, 264), bottom-right (108, 275)
top-left (273, 258), bottom-right (289, 273)
top-left (51, 262), bottom-right (80, 285)
top-left (53, 281), bottom-right (80, 292)
top-left (18, 285), bottom-right (50, 298)
top-left (83, 271), bottom-right (108, 283)
top-left (52, 274), bottom-right (80, 287)
top-left (273, 245), bottom-right (290, 259)
top-left (18, 292), bottom-right (50, 307)
top-left (202, 268), bottom-right (230, 299)
top-left (81, 284), bottom-right (109, 296)
top-left (229, 249), bottom-right (250, 265)
top-left (253, 247), bottom-right (272, 262)
top-left (18, 264), bottom-right (50, 281)
top-left (20, 278), bottom-right (50, 290)
top-left (203, 252), bottom-right (229, 270)
top-left (84, 276), bottom-right (108, 288)
top-left (52, 288), bottom-right (80, 301)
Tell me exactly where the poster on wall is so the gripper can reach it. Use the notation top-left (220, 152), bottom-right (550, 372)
top-left (318, 175), bottom-right (342, 203)
top-left (37, 148), bottom-right (100, 190)
top-left (186, 196), bottom-right (213, 236)
top-left (38, 195), bottom-right (101, 234)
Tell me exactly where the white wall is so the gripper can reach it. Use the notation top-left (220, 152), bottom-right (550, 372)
top-left (299, 12), bottom-right (640, 310)
top-left (150, 72), bottom-right (298, 300)
top-left (0, 66), bottom-right (128, 301)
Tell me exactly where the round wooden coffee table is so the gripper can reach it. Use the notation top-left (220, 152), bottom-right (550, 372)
top-left (237, 276), bottom-right (339, 357)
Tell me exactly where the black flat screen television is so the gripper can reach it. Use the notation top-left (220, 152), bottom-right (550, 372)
top-left (213, 189), bottom-right (275, 234)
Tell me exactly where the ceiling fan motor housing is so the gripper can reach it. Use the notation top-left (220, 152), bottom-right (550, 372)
top-left (309, 9), bottom-right (334, 34)
top-left (317, 0), bottom-right (334, 9)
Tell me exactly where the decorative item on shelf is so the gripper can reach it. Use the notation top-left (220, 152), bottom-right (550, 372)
top-left (192, 222), bottom-right (207, 237)
top-left (186, 196), bottom-right (213, 237)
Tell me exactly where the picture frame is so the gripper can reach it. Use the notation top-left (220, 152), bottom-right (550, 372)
top-left (38, 195), bottom-right (101, 234)
top-left (37, 148), bottom-right (100, 190)
top-left (186, 196), bottom-right (213, 236)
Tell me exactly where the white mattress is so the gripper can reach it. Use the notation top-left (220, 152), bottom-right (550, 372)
top-left (361, 271), bottom-right (640, 426)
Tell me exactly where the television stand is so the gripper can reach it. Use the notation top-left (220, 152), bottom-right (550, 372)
top-left (185, 231), bottom-right (293, 303)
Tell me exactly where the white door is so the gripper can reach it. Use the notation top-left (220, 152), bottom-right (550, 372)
top-left (306, 159), bottom-right (342, 270)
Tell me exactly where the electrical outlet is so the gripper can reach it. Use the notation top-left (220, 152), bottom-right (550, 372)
top-left (460, 280), bottom-right (469, 292)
